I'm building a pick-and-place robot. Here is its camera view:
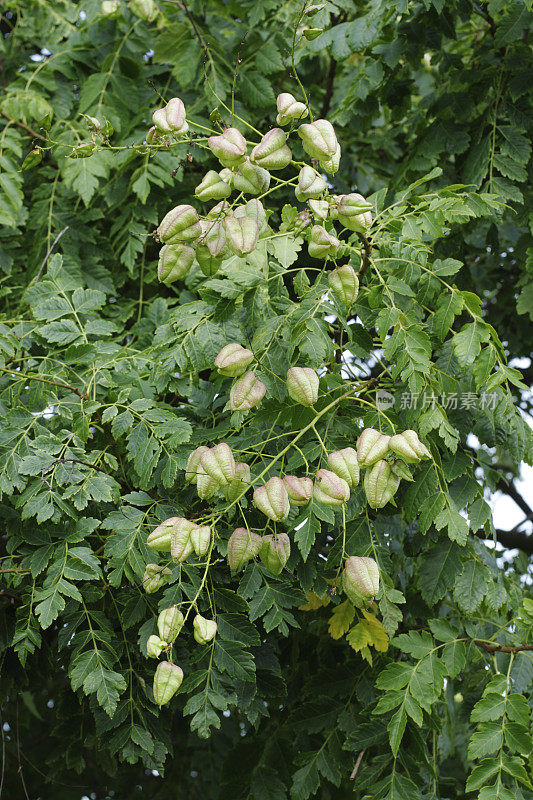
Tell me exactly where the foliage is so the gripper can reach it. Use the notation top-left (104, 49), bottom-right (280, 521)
top-left (0, 1), bottom-right (532, 799)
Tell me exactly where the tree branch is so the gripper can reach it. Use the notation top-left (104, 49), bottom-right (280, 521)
top-left (35, 225), bottom-right (69, 282)
top-left (474, 640), bottom-right (533, 655)
top-left (0, 109), bottom-right (45, 140)
top-left (357, 234), bottom-right (372, 278)
top-left (320, 57), bottom-right (337, 118)
top-left (0, 366), bottom-right (88, 400)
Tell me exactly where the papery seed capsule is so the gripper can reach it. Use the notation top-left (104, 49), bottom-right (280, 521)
top-left (102, 0), bottom-right (120, 15)
top-left (233, 159), bottom-right (270, 195)
top-left (250, 128), bottom-right (292, 170)
top-left (298, 119), bottom-right (338, 160)
top-left (147, 635), bottom-right (167, 658)
top-left (233, 198), bottom-right (268, 234)
top-left (153, 660), bottom-right (183, 705)
top-left (319, 143), bottom-right (341, 175)
top-left (157, 205), bottom-right (202, 244)
top-left (208, 127), bottom-right (247, 167)
top-left (337, 193), bottom-right (372, 233)
top-left (286, 367), bottom-right (319, 406)
top-left (328, 264), bottom-right (359, 307)
top-left (200, 443), bottom-right (236, 485)
top-left (260, 533), bottom-right (290, 575)
top-left (215, 343), bottom-right (254, 377)
top-left (293, 209), bottom-right (312, 234)
top-left (207, 200), bottom-right (231, 219)
top-left (230, 371), bottom-right (266, 411)
top-left (389, 430), bottom-right (431, 463)
top-left (170, 518), bottom-right (196, 562)
top-left (283, 476), bottom-right (313, 506)
top-left (185, 446), bottom-right (209, 484)
top-left (157, 606), bottom-right (185, 643)
top-left (200, 219), bottom-right (228, 258)
top-left (152, 108), bottom-right (171, 133)
top-left (190, 525), bottom-right (211, 557)
top-left (196, 463), bottom-right (220, 500)
top-left (223, 461), bottom-right (251, 502)
top-left (227, 527), bottom-right (263, 571)
top-left (69, 143), bottom-right (96, 158)
top-left (224, 216), bottom-right (259, 256)
top-left (308, 199), bottom-right (329, 219)
top-left (327, 447), bottom-right (360, 488)
top-left (195, 170), bottom-right (232, 201)
top-left (164, 97), bottom-right (188, 133)
top-left (253, 476), bottom-right (290, 521)
top-left (363, 460), bottom-right (400, 509)
top-left (157, 244), bottom-right (195, 284)
top-left (196, 245), bottom-right (222, 276)
top-left (308, 225), bottom-right (341, 259)
top-left (295, 166), bottom-right (327, 201)
top-left (276, 92), bottom-right (308, 126)
top-left (147, 517), bottom-right (181, 552)
top-left (343, 556), bottom-right (380, 602)
top-left (356, 428), bottom-right (391, 467)
top-left (313, 468), bottom-right (350, 506)
top-left (142, 563), bottom-right (172, 593)
top-left (146, 125), bottom-right (160, 144)
top-left (193, 614), bottom-right (217, 644)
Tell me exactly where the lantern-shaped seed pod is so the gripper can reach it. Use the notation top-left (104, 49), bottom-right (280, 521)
top-left (328, 264), bottom-right (359, 307)
top-left (193, 614), bottom-right (217, 644)
top-left (147, 517), bottom-right (180, 552)
top-left (298, 119), bottom-right (338, 160)
top-left (308, 199), bottom-right (329, 219)
top-left (286, 367), bottom-right (319, 406)
top-left (185, 446), bottom-right (209, 484)
top-left (283, 476), bottom-right (313, 506)
top-left (145, 125), bottom-right (160, 144)
top-left (170, 518), bottom-right (196, 562)
top-left (157, 244), bottom-right (195, 284)
top-left (157, 606), bottom-right (185, 643)
top-left (363, 460), bottom-right (400, 509)
top-left (319, 143), bottom-right (341, 175)
top-left (260, 533), bottom-right (291, 575)
top-left (157, 204), bottom-right (202, 244)
top-left (356, 429), bottom-right (391, 467)
top-left (153, 661), bottom-right (183, 706)
top-left (200, 443), bottom-right (236, 486)
top-left (147, 635), bottom-right (167, 658)
top-left (190, 525), bottom-right (211, 557)
top-left (230, 371), bottom-right (266, 412)
top-left (196, 463), bottom-right (220, 500)
top-left (195, 169), bottom-right (232, 202)
top-left (207, 200), bottom-right (231, 219)
top-left (214, 343), bottom-right (254, 377)
top-left (308, 225), bottom-right (341, 260)
top-left (250, 128), bottom-right (292, 170)
top-left (208, 127), bottom-right (247, 167)
top-left (233, 159), bottom-right (271, 195)
top-left (337, 193), bottom-right (372, 234)
top-left (233, 198), bottom-right (268, 234)
top-left (224, 216), bottom-right (259, 256)
top-left (196, 245), bottom-right (222, 277)
top-left (327, 447), bottom-right (360, 489)
top-left (276, 92), bottom-right (308, 126)
top-left (142, 563), bottom-right (172, 593)
top-left (227, 527), bottom-right (263, 571)
top-left (313, 468), bottom-right (350, 506)
top-left (295, 166), bottom-right (327, 201)
top-left (152, 97), bottom-right (188, 133)
top-left (342, 556), bottom-right (380, 603)
top-left (223, 462), bottom-right (251, 502)
top-left (253, 476), bottom-right (290, 522)
top-left (389, 430), bottom-right (431, 463)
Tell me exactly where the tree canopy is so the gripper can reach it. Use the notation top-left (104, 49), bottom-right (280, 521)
top-left (0, 1), bottom-right (532, 798)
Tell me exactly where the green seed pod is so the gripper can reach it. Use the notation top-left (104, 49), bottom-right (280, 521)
top-left (230, 371), bottom-right (266, 411)
top-left (146, 635), bottom-right (167, 658)
top-left (157, 244), bottom-right (195, 283)
top-left (165, 98), bottom-right (188, 133)
top-left (219, 168), bottom-right (233, 185)
top-left (193, 614), bottom-right (217, 644)
top-left (195, 170), bottom-right (232, 202)
top-left (295, 166), bottom-right (327, 201)
top-left (145, 126), bottom-right (160, 144)
top-left (142, 563), bottom-right (172, 593)
top-left (147, 517), bottom-right (181, 552)
top-left (308, 199), bottom-right (329, 219)
top-left (223, 462), bottom-right (251, 502)
top-left (190, 525), bottom-right (211, 557)
top-left (260, 533), bottom-right (291, 576)
top-left (200, 443), bottom-right (236, 485)
top-left (250, 128), bottom-right (292, 170)
top-left (157, 205), bottom-right (202, 244)
top-left (389, 430), bottom-right (431, 463)
top-left (286, 366), bottom-right (319, 406)
top-left (153, 661), bottom-right (183, 706)
top-left (298, 119), bottom-right (338, 160)
top-left (343, 556), bottom-right (380, 602)
top-left (208, 127), bottom-right (247, 168)
top-left (328, 264), bottom-right (359, 307)
top-left (101, 0), bottom-right (120, 15)
top-left (293, 209), bottom-right (312, 234)
top-left (215, 343), bottom-right (254, 377)
top-left (253, 476), bottom-right (290, 522)
top-left (356, 428), bottom-right (391, 467)
top-left (224, 216), bottom-right (259, 256)
top-left (283, 476), bottom-right (313, 506)
top-left (313, 468), bottom-right (350, 506)
top-left (363, 460), bottom-right (400, 509)
top-left (198, 219), bottom-right (228, 258)
top-left (303, 27), bottom-right (323, 40)
top-left (196, 463), bottom-right (220, 500)
top-left (327, 447), bottom-right (360, 489)
top-left (233, 199), bottom-right (268, 234)
top-left (21, 148), bottom-right (43, 171)
top-left (129, 0), bottom-right (158, 21)
top-left (185, 446), bottom-right (209, 484)
top-left (207, 200), bottom-right (231, 219)
top-left (276, 92), bottom-right (308, 126)
top-left (308, 225), bottom-right (341, 259)
top-left (227, 527), bottom-right (263, 571)
top-left (69, 143), bottom-right (96, 158)
top-left (319, 143), bottom-right (341, 175)
top-left (196, 245), bottom-right (222, 276)
top-left (233, 159), bottom-right (270, 195)
top-left (157, 606), bottom-right (185, 643)
top-left (170, 518), bottom-right (196, 562)
top-left (337, 193), bottom-right (372, 233)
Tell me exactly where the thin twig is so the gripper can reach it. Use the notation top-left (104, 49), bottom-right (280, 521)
top-left (15, 702), bottom-right (30, 800)
top-left (357, 234), bottom-right (372, 278)
top-left (350, 749), bottom-right (366, 780)
top-left (161, 0), bottom-right (208, 55)
top-left (474, 640), bottom-right (533, 655)
top-left (35, 225), bottom-right (69, 282)
top-left (0, 110), bottom-right (45, 140)
top-left (0, 366), bottom-right (88, 400)
top-left (320, 57), bottom-right (337, 118)
top-left (42, 458), bottom-right (109, 477)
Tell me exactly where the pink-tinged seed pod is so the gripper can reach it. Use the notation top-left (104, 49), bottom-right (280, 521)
top-left (233, 159), bottom-right (270, 195)
top-left (298, 119), bottom-right (338, 160)
top-left (313, 468), bottom-right (350, 506)
top-left (157, 606), bottom-right (185, 643)
top-left (363, 460), bottom-right (400, 509)
top-left (147, 517), bottom-right (181, 552)
top-left (215, 343), bottom-right (254, 377)
top-left (295, 166), bottom-right (327, 201)
top-left (327, 447), bottom-right (360, 489)
top-left (145, 125), bottom-right (160, 144)
top-left (190, 525), bottom-right (211, 557)
top-left (328, 264), bottom-right (359, 307)
top-left (223, 462), bottom-right (251, 502)
top-left (308, 199), bottom-right (329, 219)
top-left (146, 635), bottom-right (167, 658)
top-left (196, 463), bottom-right (220, 500)
top-left (283, 476), bottom-right (313, 506)
top-left (164, 97), bottom-right (188, 133)
top-left (319, 143), bottom-right (341, 175)
top-left (227, 527), bottom-right (263, 571)
top-left (193, 614), bottom-right (217, 644)
top-left (308, 225), bottom-right (341, 259)
top-left (200, 443), bottom-right (236, 485)
top-left (185, 446), bottom-right (209, 484)
top-left (250, 128), bottom-right (292, 170)
top-left (157, 244), bottom-right (195, 284)
top-left (293, 209), bottom-right (312, 234)
top-left (224, 216), bottom-right (259, 256)
top-left (286, 367), bottom-right (319, 406)
top-left (276, 92), bottom-right (308, 126)
top-left (356, 428), bottom-right (391, 467)
top-left (157, 205), bottom-right (202, 244)
top-left (260, 533), bottom-right (291, 575)
top-left (230, 371), bottom-right (266, 412)
top-left (196, 245), bottom-right (222, 276)
top-left (195, 170), bottom-right (232, 202)
top-left (153, 661), bottom-right (183, 706)
top-left (253, 476), bottom-right (290, 522)
top-left (207, 200), bottom-right (231, 219)
top-left (170, 518), bottom-right (196, 562)
top-left (389, 430), bottom-right (431, 463)
top-left (208, 127), bottom-right (247, 167)
top-left (343, 556), bottom-right (380, 602)
top-left (102, 0), bottom-right (120, 15)
top-left (337, 193), bottom-right (372, 233)
top-left (151, 108), bottom-right (171, 132)
top-left (201, 219), bottom-right (228, 258)
top-left (233, 198), bottom-right (268, 234)
top-left (142, 563), bottom-right (172, 593)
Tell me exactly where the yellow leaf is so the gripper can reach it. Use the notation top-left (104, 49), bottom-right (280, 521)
top-left (361, 609), bottom-right (389, 652)
top-left (346, 621), bottom-right (372, 652)
top-left (299, 590), bottom-right (330, 611)
top-left (328, 600), bottom-right (355, 639)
